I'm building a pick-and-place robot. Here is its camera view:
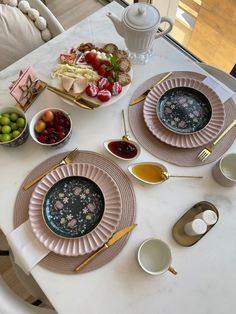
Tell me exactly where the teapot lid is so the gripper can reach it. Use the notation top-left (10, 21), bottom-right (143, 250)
top-left (123, 3), bottom-right (160, 30)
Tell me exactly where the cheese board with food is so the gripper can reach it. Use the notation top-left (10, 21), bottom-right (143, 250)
top-left (51, 42), bottom-right (133, 108)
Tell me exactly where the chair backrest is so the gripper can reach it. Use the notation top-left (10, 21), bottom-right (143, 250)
top-left (0, 275), bottom-right (56, 314)
top-left (0, 0), bottom-right (64, 70)
top-left (27, 0), bottom-right (64, 37)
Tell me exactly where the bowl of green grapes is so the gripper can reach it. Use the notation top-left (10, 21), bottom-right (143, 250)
top-left (0, 106), bottom-right (29, 147)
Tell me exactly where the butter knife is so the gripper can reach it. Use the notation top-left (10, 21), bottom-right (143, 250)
top-left (129, 72), bottom-right (172, 106)
top-left (74, 223), bottom-right (137, 272)
top-left (46, 85), bottom-right (94, 110)
top-left (41, 81), bottom-right (100, 109)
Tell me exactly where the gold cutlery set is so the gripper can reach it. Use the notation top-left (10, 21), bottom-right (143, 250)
top-left (40, 80), bottom-right (100, 110)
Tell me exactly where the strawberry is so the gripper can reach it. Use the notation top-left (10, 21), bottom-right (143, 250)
top-left (109, 82), bottom-right (122, 95)
top-left (97, 89), bottom-right (111, 102)
top-left (85, 52), bottom-right (96, 63)
top-left (104, 69), bottom-right (115, 82)
top-left (97, 66), bottom-right (106, 76)
top-left (91, 58), bottom-right (101, 70)
top-left (85, 83), bottom-right (99, 97)
top-left (100, 60), bottom-right (111, 67)
top-left (97, 77), bottom-right (110, 90)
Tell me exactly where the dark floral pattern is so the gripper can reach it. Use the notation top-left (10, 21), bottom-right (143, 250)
top-left (43, 176), bottom-right (105, 238)
top-left (157, 87), bottom-right (212, 134)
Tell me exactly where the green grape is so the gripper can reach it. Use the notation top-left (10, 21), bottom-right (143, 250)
top-left (10, 122), bottom-right (18, 131)
top-left (1, 134), bottom-right (11, 142)
top-left (2, 113), bottom-right (10, 118)
top-left (17, 117), bottom-right (25, 128)
top-left (0, 116), bottom-right (10, 125)
top-left (1, 125), bottom-right (11, 134)
top-left (12, 130), bottom-right (20, 138)
top-left (10, 113), bottom-right (19, 122)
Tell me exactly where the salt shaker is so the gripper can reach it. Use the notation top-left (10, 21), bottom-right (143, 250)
top-left (184, 218), bottom-right (207, 236)
top-left (194, 210), bottom-right (218, 226)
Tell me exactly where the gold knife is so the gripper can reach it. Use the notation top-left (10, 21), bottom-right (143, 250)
top-left (41, 81), bottom-right (101, 109)
top-left (74, 223), bottom-right (137, 272)
top-left (46, 85), bottom-right (94, 110)
top-left (129, 71), bottom-right (172, 106)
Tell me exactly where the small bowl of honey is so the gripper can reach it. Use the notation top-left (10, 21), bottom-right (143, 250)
top-left (128, 162), bottom-right (203, 184)
top-left (128, 162), bottom-right (168, 184)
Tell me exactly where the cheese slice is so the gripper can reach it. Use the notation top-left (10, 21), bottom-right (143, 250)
top-left (61, 75), bottom-right (74, 92)
top-left (73, 77), bottom-right (87, 94)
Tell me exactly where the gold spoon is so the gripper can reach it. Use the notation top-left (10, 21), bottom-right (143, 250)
top-left (161, 172), bottom-right (203, 180)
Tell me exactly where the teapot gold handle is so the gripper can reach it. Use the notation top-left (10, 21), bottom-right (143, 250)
top-left (154, 16), bottom-right (173, 39)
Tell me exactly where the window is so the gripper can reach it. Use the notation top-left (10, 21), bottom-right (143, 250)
top-left (124, 0), bottom-right (236, 74)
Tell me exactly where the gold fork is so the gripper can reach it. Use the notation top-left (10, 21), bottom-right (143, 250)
top-left (129, 71), bottom-right (172, 106)
top-left (197, 120), bottom-right (236, 162)
top-left (23, 148), bottom-right (79, 190)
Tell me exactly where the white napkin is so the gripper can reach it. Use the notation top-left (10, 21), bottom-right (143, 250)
top-left (203, 75), bottom-right (235, 103)
top-left (7, 220), bottom-right (50, 274)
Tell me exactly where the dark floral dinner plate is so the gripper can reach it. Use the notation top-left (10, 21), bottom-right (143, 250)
top-left (143, 77), bottom-right (225, 148)
top-left (157, 87), bottom-right (212, 134)
top-left (43, 176), bottom-right (105, 238)
top-left (29, 163), bottom-right (122, 256)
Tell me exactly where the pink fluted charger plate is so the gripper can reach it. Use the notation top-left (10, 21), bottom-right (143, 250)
top-left (143, 77), bottom-right (225, 148)
top-left (29, 163), bottom-right (122, 256)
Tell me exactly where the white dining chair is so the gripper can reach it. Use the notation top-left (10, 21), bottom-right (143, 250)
top-left (0, 231), bottom-right (53, 310)
top-left (9, 250), bottom-right (52, 307)
top-left (0, 274), bottom-right (56, 314)
top-left (27, 0), bottom-right (64, 37)
top-left (0, 0), bottom-right (64, 70)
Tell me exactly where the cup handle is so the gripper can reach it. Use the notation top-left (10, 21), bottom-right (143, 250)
top-left (154, 16), bottom-right (173, 39)
top-left (168, 266), bottom-right (177, 275)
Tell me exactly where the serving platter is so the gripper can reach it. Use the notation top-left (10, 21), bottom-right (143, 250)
top-left (29, 163), bottom-right (122, 256)
top-left (143, 77), bottom-right (225, 148)
top-left (51, 42), bottom-right (133, 108)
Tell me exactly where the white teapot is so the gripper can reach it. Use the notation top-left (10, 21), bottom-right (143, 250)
top-left (107, 3), bottom-right (173, 64)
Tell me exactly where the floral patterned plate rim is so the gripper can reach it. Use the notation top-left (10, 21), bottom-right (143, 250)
top-left (156, 86), bottom-right (212, 134)
top-left (42, 176), bottom-right (105, 239)
top-left (143, 77), bottom-right (225, 148)
top-left (29, 163), bottom-right (122, 256)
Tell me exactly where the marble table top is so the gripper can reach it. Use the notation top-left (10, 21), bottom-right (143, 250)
top-left (0, 2), bottom-right (235, 314)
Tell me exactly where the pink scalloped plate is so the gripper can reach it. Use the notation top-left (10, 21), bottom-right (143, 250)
top-left (29, 163), bottom-right (122, 256)
top-left (143, 78), bottom-right (225, 148)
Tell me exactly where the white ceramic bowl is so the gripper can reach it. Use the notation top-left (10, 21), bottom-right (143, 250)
top-left (29, 108), bottom-right (72, 148)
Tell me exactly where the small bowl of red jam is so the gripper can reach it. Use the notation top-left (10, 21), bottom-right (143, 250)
top-left (104, 138), bottom-right (140, 161)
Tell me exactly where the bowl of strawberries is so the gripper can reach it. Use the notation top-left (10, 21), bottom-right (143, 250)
top-left (29, 108), bottom-right (72, 148)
